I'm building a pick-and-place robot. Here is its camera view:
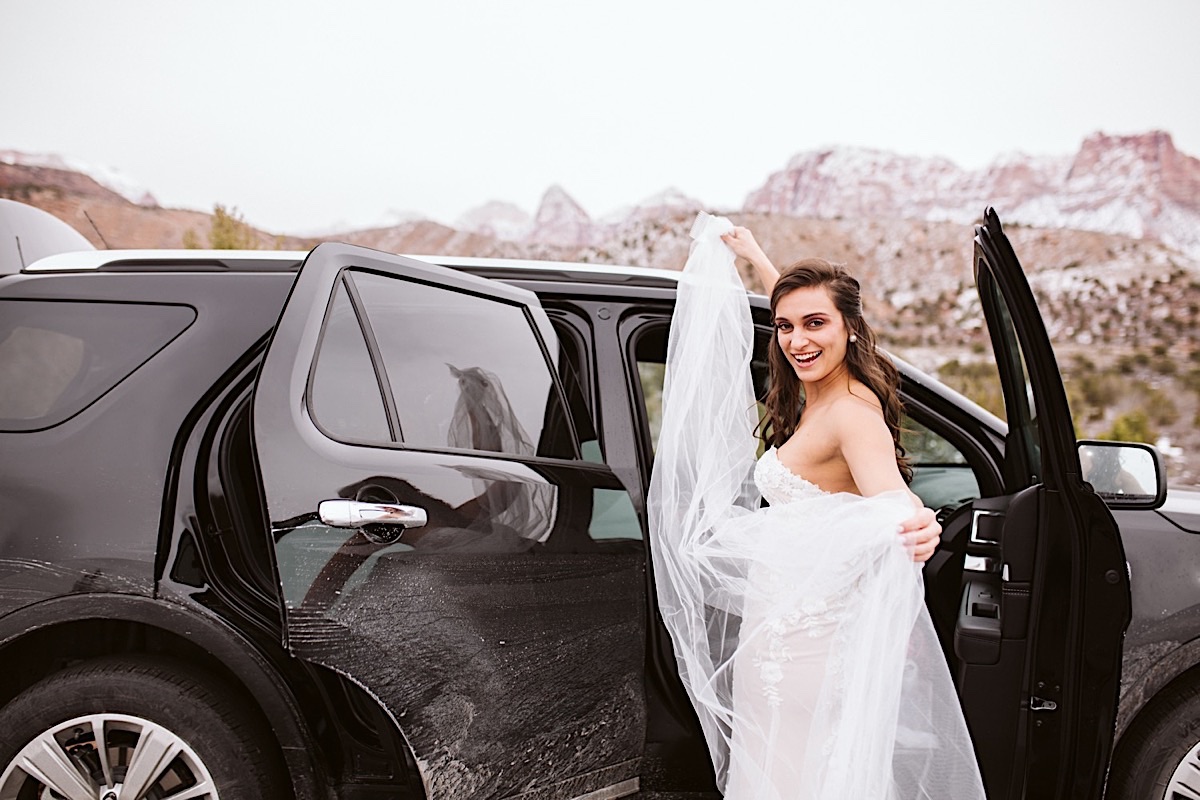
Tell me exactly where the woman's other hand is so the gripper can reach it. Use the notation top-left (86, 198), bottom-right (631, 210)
top-left (899, 507), bottom-right (941, 563)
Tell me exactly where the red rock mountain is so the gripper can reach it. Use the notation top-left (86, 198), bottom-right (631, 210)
top-left (743, 131), bottom-right (1200, 258)
top-left (527, 185), bottom-right (594, 247)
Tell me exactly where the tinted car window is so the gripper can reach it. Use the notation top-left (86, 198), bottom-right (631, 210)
top-left (634, 321), bottom-right (771, 456)
top-left (309, 279), bottom-right (392, 443)
top-left (548, 316), bottom-right (603, 462)
top-left (349, 270), bottom-right (576, 460)
top-left (981, 269), bottom-right (1042, 481)
top-left (902, 415), bottom-right (981, 509)
top-left (0, 300), bottom-right (195, 431)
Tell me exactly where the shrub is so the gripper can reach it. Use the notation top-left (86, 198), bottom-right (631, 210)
top-left (938, 360), bottom-right (1005, 419)
top-left (1102, 410), bottom-right (1157, 445)
top-left (183, 204), bottom-right (259, 250)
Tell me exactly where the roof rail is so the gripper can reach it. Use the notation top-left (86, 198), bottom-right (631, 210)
top-left (21, 247), bottom-right (696, 294)
top-left (25, 249), bottom-right (307, 272)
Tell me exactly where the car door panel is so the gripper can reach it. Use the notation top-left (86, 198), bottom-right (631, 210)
top-left (954, 487), bottom-right (1036, 795)
top-left (951, 210), bottom-right (1130, 799)
top-left (254, 244), bottom-right (646, 799)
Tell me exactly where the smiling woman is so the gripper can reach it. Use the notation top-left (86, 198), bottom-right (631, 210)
top-left (758, 258), bottom-right (913, 493)
top-left (647, 214), bottom-right (985, 798)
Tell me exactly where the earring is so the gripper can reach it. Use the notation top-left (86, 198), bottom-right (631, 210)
top-left (848, 334), bottom-right (857, 343)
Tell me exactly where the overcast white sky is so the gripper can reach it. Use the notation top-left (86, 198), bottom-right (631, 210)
top-left (3, 0), bottom-right (1198, 234)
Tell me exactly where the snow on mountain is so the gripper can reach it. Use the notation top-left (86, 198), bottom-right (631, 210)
top-left (456, 200), bottom-right (532, 241)
top-left (625, 187), bottom-right (704, 220)
top-left (528, 185), bottom-right (593, 247)
top-left (743, 132), bottom-right (1200, 258)
top-left (752, 147), bottom-right (965, 221)
top-left (1015, 131), bottom-right (1200, 256)
top-left (371, 208), bottom-right (425, 228)
top-left (298, 208), bottom-right (427, 237)
top-left (514, 132), bottom-right (1200, 260)
top-left (0, 149), bottom-right (158, 207)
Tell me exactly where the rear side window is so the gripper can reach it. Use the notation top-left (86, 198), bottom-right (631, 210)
top-left (0, 300), bottom-right (196, 431)
top-left (309, 279), bottom-right (392, 443)
top-left (308, 269), bottom-right (580, 461)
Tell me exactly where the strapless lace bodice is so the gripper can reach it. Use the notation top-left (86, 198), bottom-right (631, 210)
top-left (754, 447), bottom-right (828, 506)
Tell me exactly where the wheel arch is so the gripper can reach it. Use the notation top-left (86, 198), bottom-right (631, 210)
top-left (1117, 636), bottom-right (1200, 741)
top-left (0, 592), bottom-right (327, 799)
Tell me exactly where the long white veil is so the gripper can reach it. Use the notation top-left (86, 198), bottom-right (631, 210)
top-left (647, 213), bottom-right (985, 799)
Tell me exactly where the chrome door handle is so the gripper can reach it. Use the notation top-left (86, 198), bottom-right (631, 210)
top-left (969, 509), bottom-right (1003, 546)
top-left (318, 500), bottom-right (428, 530)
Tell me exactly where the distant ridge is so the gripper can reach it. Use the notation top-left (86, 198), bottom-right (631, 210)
top-left (743, 131), bottom-right (1200, 258)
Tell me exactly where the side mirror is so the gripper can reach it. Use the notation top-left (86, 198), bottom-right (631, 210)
top-left (1077, 439), bottom-right (1168, 510)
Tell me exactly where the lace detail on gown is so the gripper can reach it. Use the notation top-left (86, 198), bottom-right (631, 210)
top-left (749, 449), bottom-right (846, 710)
top-left (753, 447), bottom-right (827, 505)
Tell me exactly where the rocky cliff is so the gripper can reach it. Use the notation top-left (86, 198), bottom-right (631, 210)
top-left (743, 131), bottom-right (1200, 258)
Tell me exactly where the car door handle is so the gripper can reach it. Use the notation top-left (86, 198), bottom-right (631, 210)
top-left (318, 500), bottom-right (428, 529)
top-left (969, 509), bottom-right (1005, 547)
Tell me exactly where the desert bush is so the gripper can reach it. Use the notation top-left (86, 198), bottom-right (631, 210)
top-left (1141, 386), bottom-right (1179, 426)
top-left (937, 360), bottom-right (1005, 419)
top-left (1102, 409), bottom-right (1157, 445)
top-left (183, 204), bottom-right (259, 250)
top-left (1151, 355), bottom-right (1177, 375)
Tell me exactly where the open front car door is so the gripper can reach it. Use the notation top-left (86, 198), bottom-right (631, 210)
top-left (954, 209), bottom-right (1132, 798)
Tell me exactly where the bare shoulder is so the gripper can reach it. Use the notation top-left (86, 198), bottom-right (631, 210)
top-left (832, 383), bottom-right (885, 418)
top-left (827, 388), bottom-right (889, 439)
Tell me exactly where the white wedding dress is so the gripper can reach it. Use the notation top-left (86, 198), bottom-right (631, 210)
top-left (647, 213), bottom-right (985, 799)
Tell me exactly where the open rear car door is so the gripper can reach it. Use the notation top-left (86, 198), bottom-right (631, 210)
top-left (953, 209), bottom-right (1132, 798)
top-left (252, 243), bottom-right (647, 799)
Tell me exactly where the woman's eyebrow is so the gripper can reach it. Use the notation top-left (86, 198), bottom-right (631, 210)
top-left (774, 312), bottom-right (829, 324)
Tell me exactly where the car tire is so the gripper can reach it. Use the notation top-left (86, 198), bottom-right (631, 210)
top-left (0, 655), bottom-right (289, 799)
top-left (1109, 678), bottom-right (1200, 800)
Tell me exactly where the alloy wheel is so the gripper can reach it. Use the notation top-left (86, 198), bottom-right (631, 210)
top-left (0, 713), bottom-right (217, 800)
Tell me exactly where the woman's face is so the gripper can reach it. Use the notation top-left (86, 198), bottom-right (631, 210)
top-left (773, 285), bottom-right (850, 384)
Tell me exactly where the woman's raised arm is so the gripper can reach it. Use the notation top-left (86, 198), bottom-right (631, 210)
top-left (721, 226), bottom-right (780, 295)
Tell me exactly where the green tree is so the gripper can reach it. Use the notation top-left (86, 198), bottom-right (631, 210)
top-left (208, 204), bottom-right (259, 249)
top-left (182, 204), bottom-right (259, 250)
top-left (1102, 409), bottom-right (1157, 444)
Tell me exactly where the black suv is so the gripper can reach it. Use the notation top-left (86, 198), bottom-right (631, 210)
top-left (0, 204), bottom-right (1196, 800)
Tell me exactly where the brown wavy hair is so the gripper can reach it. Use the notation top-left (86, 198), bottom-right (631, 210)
top-left (758, 258), bottom-right (912, 484)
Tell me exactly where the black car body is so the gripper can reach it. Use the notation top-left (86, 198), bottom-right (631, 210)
top-left (0, 206), bottom-right (1194, 799)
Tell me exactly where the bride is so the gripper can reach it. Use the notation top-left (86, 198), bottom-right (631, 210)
top-left (647, 213), bottom-right (985, 799)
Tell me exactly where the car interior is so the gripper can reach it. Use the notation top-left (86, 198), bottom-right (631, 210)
top-left (623, 316), bottom-right (1011, 735)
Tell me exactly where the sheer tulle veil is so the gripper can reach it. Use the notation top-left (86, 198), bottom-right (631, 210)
top-left (646, 213), bottom-right (985, 799)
